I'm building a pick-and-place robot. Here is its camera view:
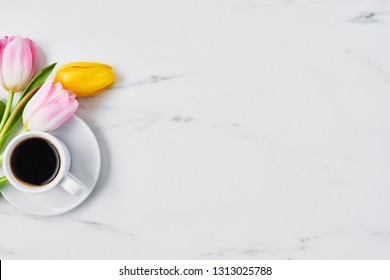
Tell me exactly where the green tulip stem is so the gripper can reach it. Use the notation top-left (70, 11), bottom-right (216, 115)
top-left (0, 86), bottom-right (40, 142)
top-left (0, 91), bottom-right (15, 133)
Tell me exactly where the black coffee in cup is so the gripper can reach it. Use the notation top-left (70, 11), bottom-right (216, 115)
top-left (11, 137), bottom-right (60, 186)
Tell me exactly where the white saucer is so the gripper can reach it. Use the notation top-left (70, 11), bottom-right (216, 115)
top-left (0, 115), bottom-right (101, 216)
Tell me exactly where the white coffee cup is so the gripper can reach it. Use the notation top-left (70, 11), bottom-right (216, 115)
top-left (2, 131), bottom-right (86, 196)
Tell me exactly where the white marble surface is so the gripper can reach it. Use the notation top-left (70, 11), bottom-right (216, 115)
top-left (1, 0), bottom-right (390, 259)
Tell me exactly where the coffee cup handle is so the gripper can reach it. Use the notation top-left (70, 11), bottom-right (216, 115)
top-left (59, 172), bottom-right (86, 196)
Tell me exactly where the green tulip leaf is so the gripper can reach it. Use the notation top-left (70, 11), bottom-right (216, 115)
top-left (0, 101), bottom-right (6, 124)
top-left (0, 63), bottom-right (57, 149)
top-left (0, 176), bottom-right (7, 191)
top-left (21, 62), bottom-right (57, 100)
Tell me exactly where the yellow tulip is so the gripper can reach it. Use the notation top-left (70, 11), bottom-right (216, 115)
top-left (54, 62), bottom-right (115, 97)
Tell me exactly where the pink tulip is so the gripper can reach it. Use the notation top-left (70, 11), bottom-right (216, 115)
top-left (0, 36), bottom-right (38, 92)
top-left (23, 75), bottom-right (79, 131)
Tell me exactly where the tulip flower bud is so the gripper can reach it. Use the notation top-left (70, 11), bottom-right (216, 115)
top-left (23, 75), bottom-right (79, 131)
top-left (0, 36), bottom-right (38, 92)
top-left (54, 62), bottom-right (115, 97)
